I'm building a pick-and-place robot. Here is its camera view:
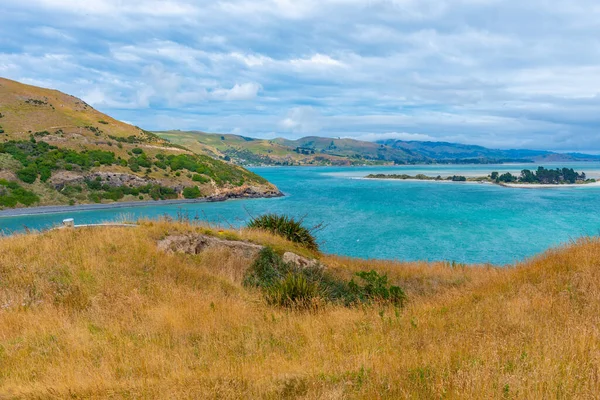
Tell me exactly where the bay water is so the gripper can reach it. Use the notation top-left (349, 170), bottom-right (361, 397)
top-left (1, 163), bottom-right (599, 265)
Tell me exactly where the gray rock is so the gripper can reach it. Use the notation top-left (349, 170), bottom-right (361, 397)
top-left (157, 234), bottom-right (264, 258)
top-left (283, 252), bottom-right (321, 269)
top-left (89, 172), bottom-right (157, 188)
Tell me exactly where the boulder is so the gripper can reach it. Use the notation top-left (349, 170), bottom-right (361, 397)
top-left (157, 234), bottom-right (322, 269)
top-left (157, 234), bottom-right (264, 258)
top-left (283, 252), bottom-right (321, 269)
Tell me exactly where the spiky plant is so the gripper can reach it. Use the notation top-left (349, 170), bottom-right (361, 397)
top-left (247, 214), bottom-right (319, 251)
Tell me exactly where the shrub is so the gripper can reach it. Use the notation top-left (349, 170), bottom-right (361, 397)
top-left (244, 248), bottom-right (407, 309)
top-left (16, 167), bottom-right (38, 184)
top-left (128, 158), bottom-right (140, 172)
top-left (132, 148), bottom-right (143, 155)
top-left (0, 179), bottom-right (40, 207)
top-left (247, 214), bottom-right (319, 251)
top-left (183, 186), bottom-right (202, 199)
top-left (348, 270), bottom-right (407, 307)
top-left (244, 247), bottom-right (291, 288)
top-left (192, 174), bottom-right (210, 183)
top-left (266, 273), bottom-right (321, 308)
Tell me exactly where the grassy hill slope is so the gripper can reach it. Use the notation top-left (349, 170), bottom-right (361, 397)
top-left (379, 139), bottom-right (600, 163)
top-left (156, 130), bottom-right (385, 166)
top-left (0, 78), bottom-right (280, 209)
top-left (158, 130), bottom-right (600, 167)
top-left (1, 219), bottom-right (599, 398)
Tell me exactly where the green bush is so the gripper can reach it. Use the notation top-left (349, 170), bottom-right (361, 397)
top-left (128, 158), bottom-right (140, 172)
top-left (244, 247), bottom-right (292, 289)
top-left (132, 148), bottom-right (143, 155)
top-left (247, 214), bottom-right (319, 251)
top-left (16, 166), bottom-right (38, 184)
top-left (0, 179), bottom-right (40, 207)
top-left (244, 248), bottom-right (407, 309)
top-left (192, 174), bottom-right (210, 183)
top-left (348, 270), bottom-right (407, 307)
top-left (183, 186), bottom-right (202, 199)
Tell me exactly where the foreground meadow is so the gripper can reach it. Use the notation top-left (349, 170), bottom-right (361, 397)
top-left (0, 220), bottom-right (599, 398)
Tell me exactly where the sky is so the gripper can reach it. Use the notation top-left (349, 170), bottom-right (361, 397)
top-left (1, 0), bottom-right (600, 151)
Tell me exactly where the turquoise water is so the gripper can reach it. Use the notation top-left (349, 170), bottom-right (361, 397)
top-left (1, 163), bottom-right (600, 265)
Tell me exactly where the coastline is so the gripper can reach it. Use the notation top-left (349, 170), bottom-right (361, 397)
top-left (0, 192), bottom-right (283, 218)
top-left (498, 181), bottom-right (600, 189)
top-left (362, 176), bottom-right (600, 189)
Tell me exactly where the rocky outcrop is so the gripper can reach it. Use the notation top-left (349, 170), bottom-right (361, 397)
top-left (49, 171), bottom-right (159, 191)
top-left (156, 233), bottom-right (322, 269)
top-left (283, 252), bottom-right (321, 269)
top-left (208, 185), bottom-right (283, 202)
top-left (49, 171), bottom-right (86, 190)
top-left (89, 172), bottom-right (158, 188)
top-left (157, 234), bottom-right (264, 258)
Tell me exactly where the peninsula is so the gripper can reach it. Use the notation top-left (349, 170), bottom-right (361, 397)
top-left (0, 78), bottom-right (281, 210)
top-left (366, 166), bottom-right (598, 187)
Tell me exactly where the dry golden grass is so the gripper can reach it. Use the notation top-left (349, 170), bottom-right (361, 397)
top-left (1, 220), bottom-right (599, 399)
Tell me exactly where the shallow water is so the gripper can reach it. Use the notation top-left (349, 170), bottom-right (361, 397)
top-left (2, 163), bottom-right (600, 265)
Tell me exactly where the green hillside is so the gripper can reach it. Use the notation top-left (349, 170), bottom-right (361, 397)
top-left (157, 130), bottom-right (600, 167)
top-left (156, 131), bottom-right (417, 166)
top-left (0, 78), bottom-right (280, 209)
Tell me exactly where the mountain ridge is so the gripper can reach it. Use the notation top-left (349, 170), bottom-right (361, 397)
top-left (156, 130), bottom-right (600, 166)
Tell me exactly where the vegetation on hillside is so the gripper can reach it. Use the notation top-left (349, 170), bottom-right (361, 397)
top-left (0, 219), bottom-right (599, 398)
top-left (0, 139), bottom-right (271, 207)
top-left (0, 179), bottom-right (39, 207)
top-left (244, 247), bottom-right (406, 309)
top-left (0, 78), bottom-right (279, 208)
top-left (157, 130), bottom-right (600, 167)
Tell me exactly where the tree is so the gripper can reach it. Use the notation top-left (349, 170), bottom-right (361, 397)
top-left (519, 169), bottom-right (537, 183)
top-left (498, 172), bottom-right (517, 183)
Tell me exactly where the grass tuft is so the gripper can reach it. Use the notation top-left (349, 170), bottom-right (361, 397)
top-left (247, 213), bottom-right (320, 251)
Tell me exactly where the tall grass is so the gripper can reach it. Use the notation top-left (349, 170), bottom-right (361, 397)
top-left (0, 220), bottom-right (599, 398)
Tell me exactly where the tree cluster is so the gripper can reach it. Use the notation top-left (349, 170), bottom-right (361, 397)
top-left (491, 167), bottom-right (587, 184)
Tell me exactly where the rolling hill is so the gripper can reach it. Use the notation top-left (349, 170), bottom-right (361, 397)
top-left (378, 139), bottom-right (600, 163)
top-left (1, 219), bottom-right (600, 397)
top-left (0, 78), bottom-right (280, 209)
top-left (157, 130), bottom-right (600, 166)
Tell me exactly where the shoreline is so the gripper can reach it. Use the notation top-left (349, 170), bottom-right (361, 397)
top-left (0, 193), bottom-right (283, 218)
top-left (362, 176), bottom-right (600, 189)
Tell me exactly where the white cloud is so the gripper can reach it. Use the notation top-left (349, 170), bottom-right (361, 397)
top-left (290, 54), bottom-right (345, 69)
top-left (212, 82), bottom-right (262, 101)
top-left (280, 107), bottom-right (323, 133)
top-left (3, 0), bottom-right (600, 150)
top-left (230, 52), bottom-right (273, 67)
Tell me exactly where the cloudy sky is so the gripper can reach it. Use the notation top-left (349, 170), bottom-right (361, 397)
top-left (2, 0), bottom-right (600, 151)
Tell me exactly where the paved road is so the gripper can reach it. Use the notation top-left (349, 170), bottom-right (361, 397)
top-left (0, 198), bottom-right (214, 218)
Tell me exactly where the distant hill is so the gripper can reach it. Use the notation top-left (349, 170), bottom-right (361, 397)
top-left (0, 78), bottom-right (280, 209)
top-left (155, 130), bottom-right (405, 166)
top-left (378, 140), bottom-right (600, 163)
top-left (156, 130), bottom-right (600, 166)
